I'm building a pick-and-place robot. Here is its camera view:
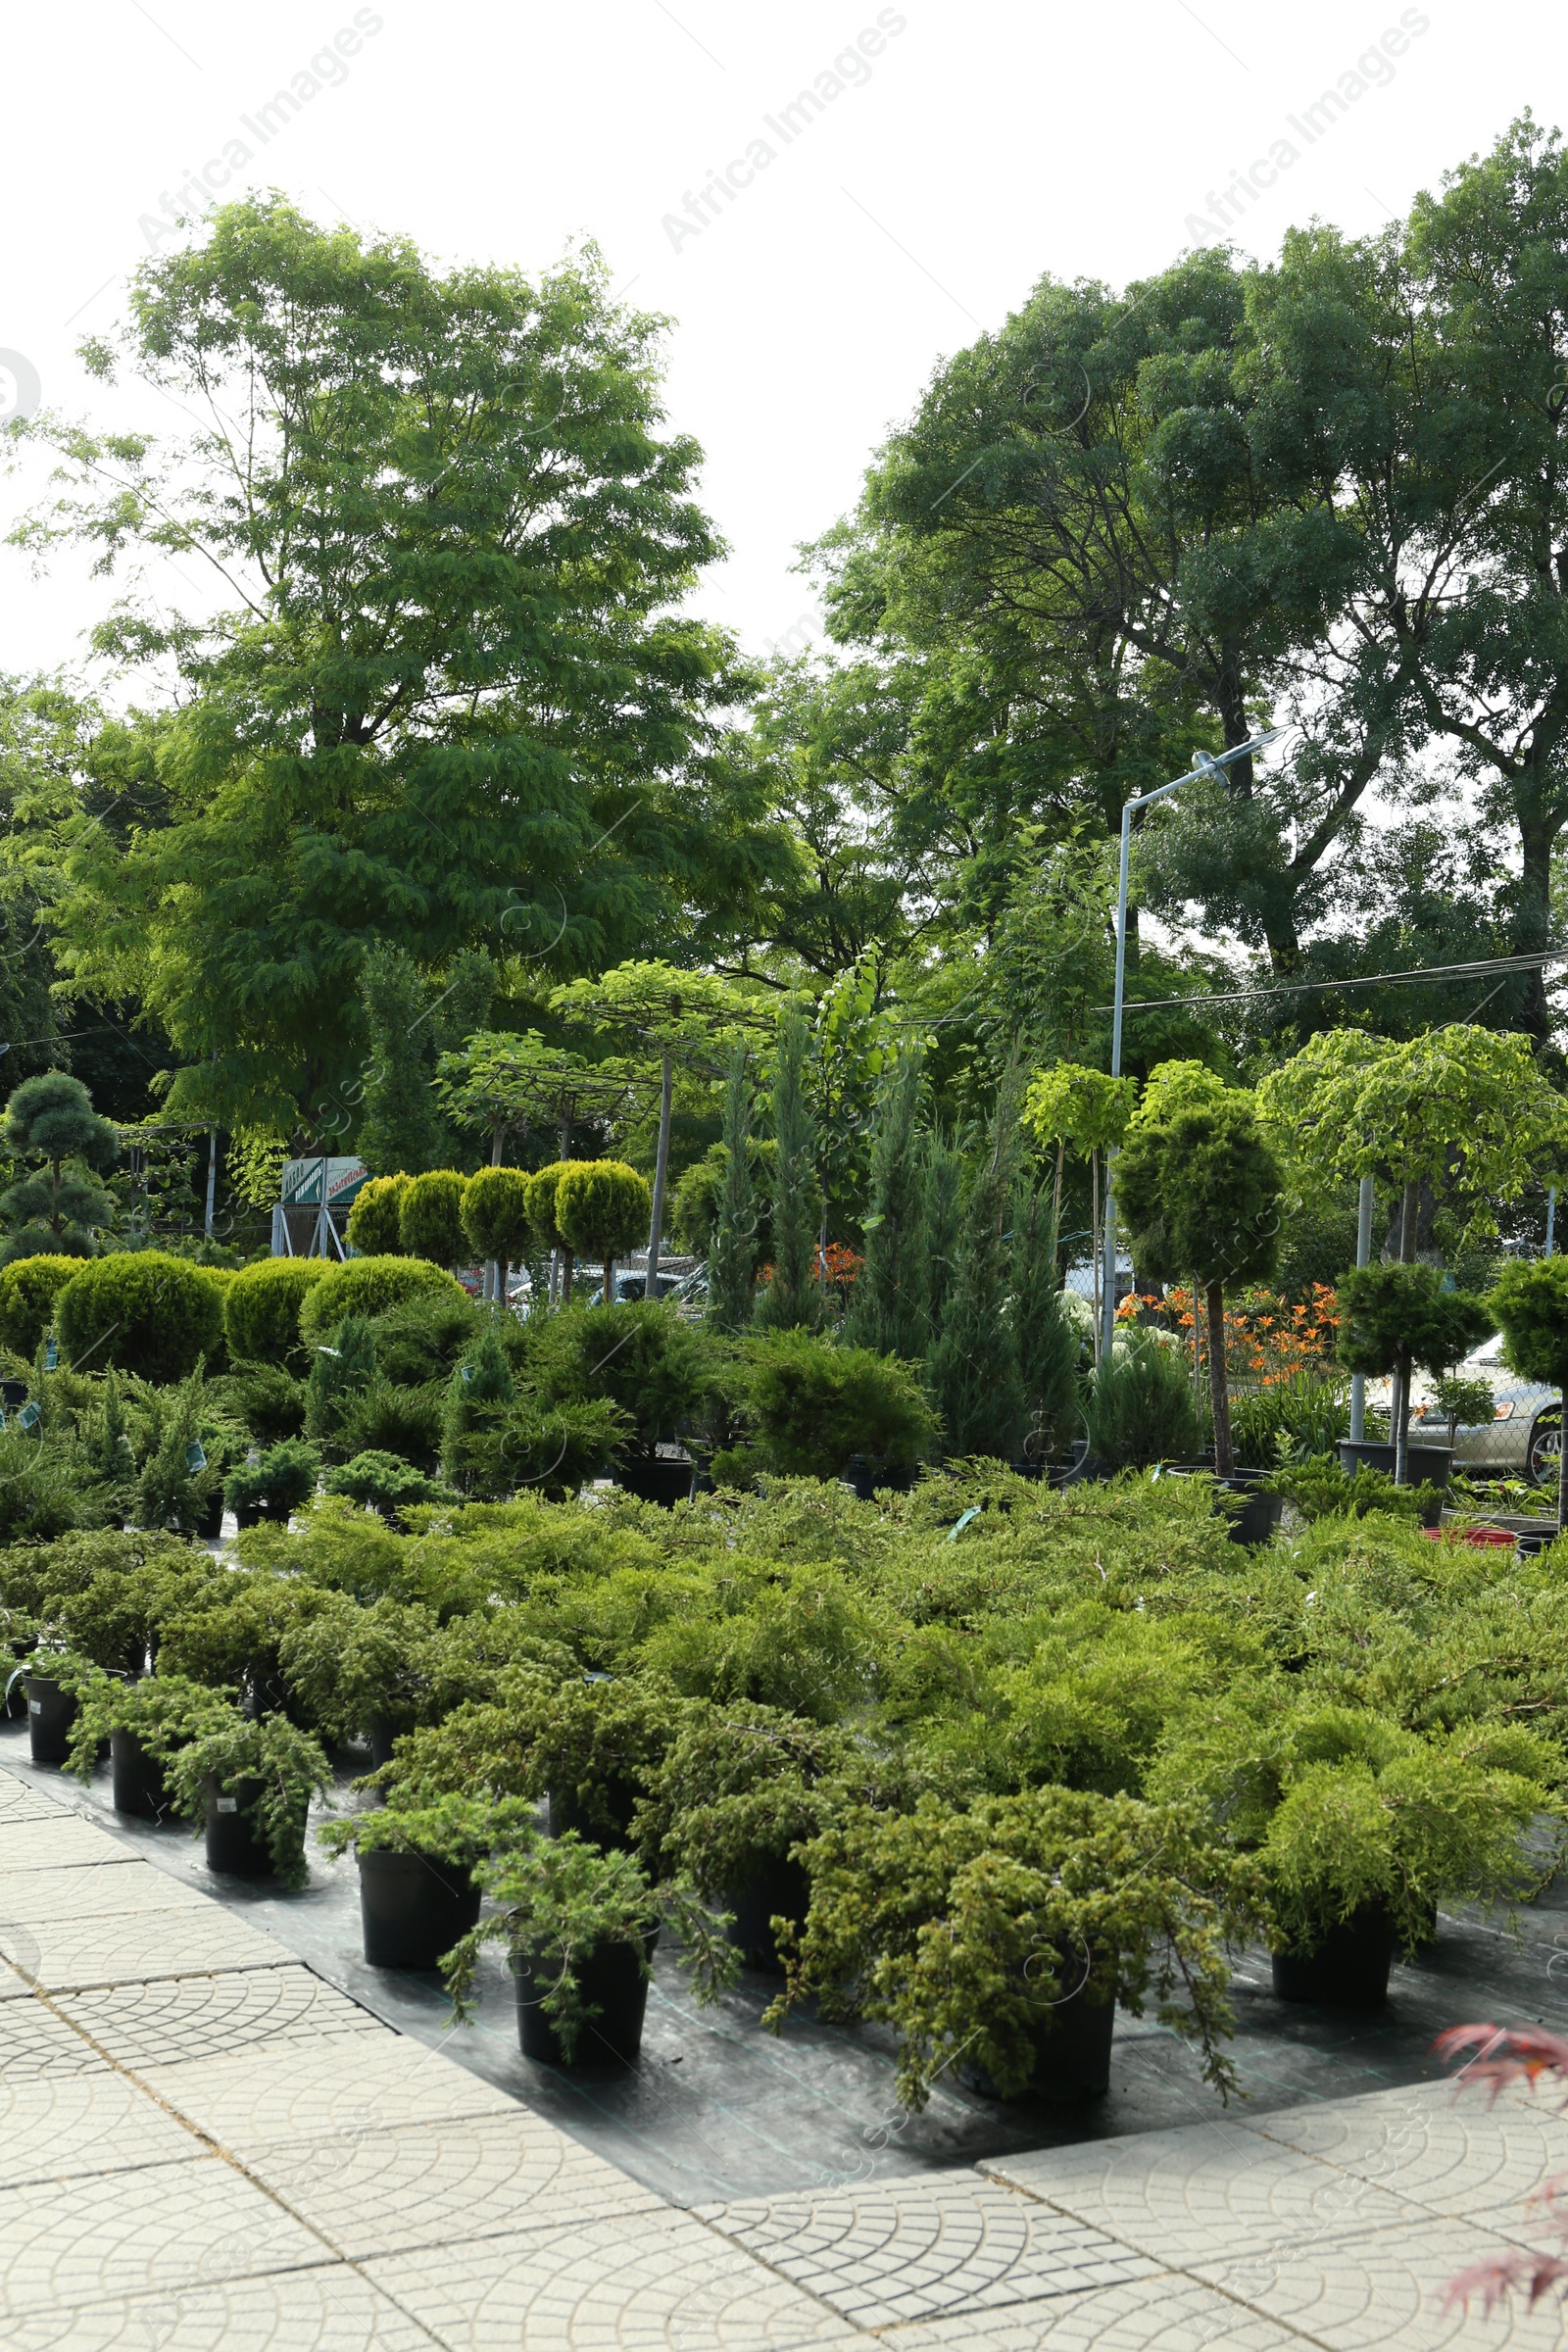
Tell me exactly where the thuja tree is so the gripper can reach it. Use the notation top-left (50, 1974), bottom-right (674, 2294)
top-left (846, 1047), bottom-right (927, 1360)
top-left (755, 1006), bottom-right (823, 1333)
top-left (1012, 1186), bottom-right (1080, 1462)
top-left (1116, 1063), bottom-right (1284, 1475)
top-left (708, 1045), bottom-right (759, 1336)
top-left (929, 1075), bottom-right (1026, 1459)
top-left (1338, 1261), bottom-right (1492, 1486)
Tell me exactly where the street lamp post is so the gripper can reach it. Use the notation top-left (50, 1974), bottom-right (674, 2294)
top-left (1099, 730), bottom-right (1288, 1360)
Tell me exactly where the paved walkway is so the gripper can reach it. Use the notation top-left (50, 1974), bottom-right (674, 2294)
top-left (4, 1758), bottom-right (1568, 2349)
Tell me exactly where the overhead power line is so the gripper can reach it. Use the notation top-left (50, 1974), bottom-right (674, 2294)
top-left (1102, 948), bottom-right (1568, 1014)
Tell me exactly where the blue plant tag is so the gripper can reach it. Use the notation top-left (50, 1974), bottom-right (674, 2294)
top-left (186, 1442), bottom-right (208, 1472)
top-left (17, 1400), bottom-right (40, 1431)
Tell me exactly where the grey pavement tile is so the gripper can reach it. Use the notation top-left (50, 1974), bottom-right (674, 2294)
top-left (1, 1906), bottom-right (289, 1995)
top-left (0, 1818), bottom-right (136, 1872)
top-left (0, 1774), bottom-right (69, 1823)
top-left (2, 2265), bottom-right (443, 2350)
top-left (1190, 2214), bottom-right (1568, 2349)
top-left (140, 2029), bottom-right (518, 2158)
top-left (0, 2067), bottom-right (200, 2189)
top-left (0, 1863), bottom-right (213, 1927)
top-left (245, 2108), bottom-right (660, 2259)
top-left (0, 1992), bottom-right (108, 2080)
top-left (696, 2171), bottom-right (1154, 2328)
top-left (1255, 2081), bottom-right (1568, 2222)
top-left (0, 2153), bottom-right (330, 2318)
top-left (367, 2206), bottom-right (866, 2349)
top-left (57, 1966), bottom-right (381, 2072)
top-left (884, 2272), bottom-right (1312, 2349)
top-left (988, 2117), bottom-right (1431, 2265)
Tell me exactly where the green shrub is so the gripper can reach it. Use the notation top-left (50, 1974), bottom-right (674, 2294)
top-left (298, 1254), bottom-right (464, 1346)
top-left (1230, 1370), bottom-right (1350, 1466)
top-left (368, 1288), bottom-right (482, 1385)
top-left (336, 1378), bottom-right (445, 1472)
top-left (1084, 1333), bottom-right (1202, 1470)
top-left (534, 1299), bottom-right (721, 1462)
top-left (718, 1331), bottom-right (938, 1483)
top-left (398, 1171), bottom-right (468, 1266)
top-left (555, 1160), bottom-right (651, 1298)
top-left (211, 1361), bottom-right (308, 1446)
top-left (55, 1251), bottom-right (225, 1383)
top-left (323, 1450), bottom-right (450, 1521)
top-left (346, 1174), bottom-right (410, 1256)
top-left (222, 1258), bottom-right (328, 1370)
top-left (165, 1708), bottom-right (333, 1886)
top-left (304, 1314), bottom-right (378, 1446)
top-left (460, 1167), bottom-right (533, 1290)
top-left (0, 1254), bottom-right (86, 1357)
top-left (224, 1438), bottom-right (319, 1519)
top-left (1269, 1453), bottom-right (1438, 1524)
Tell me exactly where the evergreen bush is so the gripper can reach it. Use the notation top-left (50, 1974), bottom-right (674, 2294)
top-left (346, 1174), bottom-right (410, 1256)
top-left (298, 1253), bottom-right (464, 1346)
top-left (398, 1170), bottom-right (469, 1267)
top-left (55, 1250), bottom-right (225, 1384)
top-left (222, 1257), bottom-right (328, 1371)
top-left (0, 1253), bottom-right (85, 1358)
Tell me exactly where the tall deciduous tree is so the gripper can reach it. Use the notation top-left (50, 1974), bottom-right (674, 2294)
top-left (20, 199), bottom-right (777, 1127)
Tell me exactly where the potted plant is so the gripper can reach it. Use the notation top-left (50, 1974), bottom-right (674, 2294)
top-left (64, 1669), bottom-right (235, 1820)
top-left (767, 1786), bottom-right (1262, 2108)
top-left (1336, 1262), bottom-right (1492, 1487)
top-left (322, 1449), bottom-right (451, 1522)
top-left (442, 1830), bottom-right (736, 2069)
top-left (317, 1792), bottom-right (536, 1970)
top-left (223, 1438), bottom-right (320, 1528)
top-left (11, 1645), bottom-right (84, 1765)
top-left (532, 1298), bottom-right (719, 1506)
top-left (166, 1706), bottom-right (333, 1886)
top-left (712, 1330), bottom-right (938, 1492)
top-left (1487, 1258), bottom-right (1568, 1537)
top-left (278, 1595), bottom-right (455, 1759)
top-left (1083, 1332), bottom-right (1203, 1475)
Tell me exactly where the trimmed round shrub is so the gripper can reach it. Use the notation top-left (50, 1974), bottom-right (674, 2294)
top-left (298, 1253), bottom-right (464, 1348)
top-left (0, 1253), bottom-right (87, 1358)
top-left (461, 1166), bottom-right (533, 1277)
top-left (223, 1259), bottom-right (329, 1370)
top-left (398, 1171), bottom-right (468, 1266)
top-left (347, 1174), bottom-right (410, 1256)
top-left (55, 1251), bottom-right (225, 1384)
top-left (524, 1162), bottom-right (571, 1253)
top-left (556, 1160), bottom-right (651, 1297)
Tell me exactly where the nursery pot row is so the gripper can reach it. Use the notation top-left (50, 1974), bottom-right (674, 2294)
top-left (24, 1675), bottom-right (76, 1765)
top-left (358, 1850), bottom-right (482, 1970)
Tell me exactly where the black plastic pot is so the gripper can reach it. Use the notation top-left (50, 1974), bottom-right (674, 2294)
top-left (1338, 1439), bottom-right (1453, 1492)
top-left (614, 1454), bottom-right (696, 1508)
top-left (842, 1454), bottom-right (917, 1501)
top-left (959, 1970), bottom-right (1117, 2101)
top-left (232, 1500), bottom-right (265, 1530)
top-left (359, 1848), bottom-right (482, 1969)
top-left (724, 1855), bottom-right (810, 1975)
top-left (1517, 1525), bottom-right (1561, 1560)
top-left (111, 1728), bottom-right (173, 1821)
top-left (547, 1775), bottom-right (639, 1850)
top-left (24, 1675), bottom-right (76, 1766)
top-left (195, 1491), bottom-right (225, 1541)
top-left (205, 1775), bottom-right (294, 1879)
top-left (0, 1377), bottom-right (27, 1411)
top-left (1007, 1458), bottom-right (1046, 1483)
top-left (513, 1931), bottom-right (656, 2067)
top-left (1270, 1903), bottom-right (1397, 2007)
top-left (368, 1721), bottom-right (400, 1772)
top-left (1226, 1488), bottom-right (1285, 1546)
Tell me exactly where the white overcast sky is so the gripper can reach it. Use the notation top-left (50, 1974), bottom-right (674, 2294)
top-left (1, 0), bottom-right (1563, 681)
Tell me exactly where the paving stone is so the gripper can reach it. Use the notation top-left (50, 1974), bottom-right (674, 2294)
top-left (0, 1907), bottom-right (288, 1995)
top-left (2, 2265), bottom-right (442, 2350)
top-left (0, 1819), bottom-right (137, 1873)
top-left (988, 2116), bottom-right (1432, 2266)
top-left (367, 2206), bottom-right (865, 2349)
top-left (0, 1776), bottom-right (68, 1824)
top-left (139, 2030), bottom-right (518, 2159)
top-left (0, 1864), bottom-right (213, 1927)
top-left (0, 2068), bottom-right (200, 2190)
top-left (1256, 2080), bottom-right (1568, 2221)
top-left (886, 2272), bottom-right (1311, 2349)
top-left (245, 2109), bottom-right (660, 2258)
top-left (57, 1967), bottom-right (381, 2072)
top-left (0, 1994), bottom-right (108, 2080)
top-left (0, 2154), bottom-right (330, 2318)
top-left (695, 2171), bottom-right (1153, 2327)
top-left (1190, 2213), bottom-right (1568, 2349)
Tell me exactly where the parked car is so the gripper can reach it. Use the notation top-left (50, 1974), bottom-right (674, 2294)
top-left (1405, 1335), bottom-right (1561, 1486)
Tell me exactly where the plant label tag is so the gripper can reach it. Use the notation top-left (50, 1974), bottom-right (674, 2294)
top-left (27, 1700), bottom-right (41, 1715)
top-left (216, 1796), bottom-right (238, 1814)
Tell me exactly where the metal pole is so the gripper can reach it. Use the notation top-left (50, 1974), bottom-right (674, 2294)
top-left (1547, 1188), bottom-right (1557, 1258)
top-left (1348, 1172), bottom-right (1374, 1443)
top-left (204, 1128), bottom-right (218, 1241)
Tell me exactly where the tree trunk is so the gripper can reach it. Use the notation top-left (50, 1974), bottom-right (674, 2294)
top-left (1513, 809), bottom-right (1558, 1048)
top-left (645, 1053), bottom-right (673, 1302)
top-left (1090, 1151), bottom-right (1102, 1363)
top-left (1206, 1281), bottom-right (1234, 1476)
top-left (1394, 1349), bottom-right (1412, 1486)
top-left (1052, 1140), bottom-right (1065, 1234)
top-left (1558, 1413), bottom-right (1568, 1543)
top-left (561, 1248), bottom-right (575, 1303)
top-left (604, 1254), bottom-right (614, 1308)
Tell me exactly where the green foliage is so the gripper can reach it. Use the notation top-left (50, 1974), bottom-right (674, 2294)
top-left (224, 1438), bottom-right (320, 1518)
top-left (635, 1703), bottom-right (894, 1895)
top-left (0, 1071), bottom-right (120, 1260)
top-left (55, 1251), bottom-right (225, 1383)
top-left (555, 1160), bottom-right (652, 1293)
top-left (772, 1788), bottom-right (1264, 2108)
top-left (1338, 1265), bottom-right (1492, 1383)
top-left (1266, 1455), bottom-right (1436, 1522)
top-left (755, 1006), bottom-right (823, 1333)
top-left (638, 1561), bottom-right (881, 1722)
top-left (304, 1314), bottom-right (379, 1446)
top-left (0, 1254), bottom-right (86, 1356)
top-left (1012, 1190), bottom-right (1082, 1459)
top-left (1229, 1371), bottom-right (1350, 1466)
top-left (322, 1450), bottom-right (450, 1520)
top-left (398, 1171), bottom-right (468, 1267)
top-left (357, 947), bottom-right (446, 1176)
top-left (1489, 1257), bottom-right (1568, 1390)
top-left (133, 1369), bottom-right (225, 1534)
top-left (222, 1258), bottom-right (328, 1372)
top-left (1084, 1334), bottom-right (1202, 1469)
top-left (846, 1050), bottom-right (927, 1359)
top-left (211, 1361), bottom-right (307, 1446)
top-left (707, 1045), bottom-right (760, 1335)
top-left (928, 1078), bottom-right (1026, 1459)
top-left (278, 1593), bottom-right (447, 1742)
top-left (317, 1790), bottom-right (537, 1865)
top-left (718, 1330), bottom-right (937, 1485)
top-left (165, 1707), bottom-right (333, 1887)
top-left (368, 1287), bottom-right (482, 1385)
top-left (64, 1670), bottom-right (234, 1781)
top-left (346, 1174), bottom-right (411, 1256)
top-left (533, 1299), bottom-right (720, 1461)
top-left (1022, 1065), bottom-right (1138, 1156)
top-left (460, 1166), bottom-right (533, 1283)
top-left (298, 1254), bottom-right (464, 1346)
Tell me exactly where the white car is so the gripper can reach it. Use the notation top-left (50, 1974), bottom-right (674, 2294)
top-left (1403, 1335), bottom-right (1561, 1487)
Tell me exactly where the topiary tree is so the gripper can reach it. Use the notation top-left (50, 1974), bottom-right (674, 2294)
top-left (298, 1253), bottom-right (466, 1348)
top-left (1337, 1262), bottom-right (1493, 1486)
top-left (54, 1250), bottom-right (225, 1383)
top-left (556, 1160), bottom-right (653, 1306)
top-left (461, 1165), bottom-right (534, 1304)
top-left (1022, 1061), bottom-right (1139, 1350)
top-left (524, 1160), bottom-right (582, 1300)
top-left (1488, 1258), bottom-right (1568, 1531)
top-left (398, 1170), bottom-right (468, 1268)
top-left (0, 1253), bottom-right (87, 1358)
top-left (222, 1258), bottom-right (328, 1371)
top-left (346, 1174), bottom-right (410, 1256)
top-left (0, 1071), bottom-right (120, 1263)
top-left (1115, 1064), bottom-right (1284, 1475)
